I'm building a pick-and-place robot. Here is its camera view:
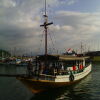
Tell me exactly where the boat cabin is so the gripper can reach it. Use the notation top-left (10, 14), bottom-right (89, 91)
top-left (29, 55), bottom-right (91, 76)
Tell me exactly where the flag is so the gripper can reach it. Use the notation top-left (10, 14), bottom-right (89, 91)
top-left (67, 48), bottom-right (72, 54)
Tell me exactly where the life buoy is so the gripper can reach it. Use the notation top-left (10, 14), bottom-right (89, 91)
top-left (69, 74), bottom-right (74, 81)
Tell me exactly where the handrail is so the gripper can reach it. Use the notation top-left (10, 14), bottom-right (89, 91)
top-left (39, 74), bottom-right (56, 78)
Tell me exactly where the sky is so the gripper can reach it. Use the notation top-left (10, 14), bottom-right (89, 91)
top-left (0, 0), bottom-right (100, 55)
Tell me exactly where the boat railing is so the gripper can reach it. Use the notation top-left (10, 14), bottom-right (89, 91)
top-left (39, 74), bottom-right (56, 78)
top-left (27, 68), bottom-right (84, 77)
top-left (26, 64), bottom-right (89, 79)
top-left (37, 74), bottom-right (56, 81)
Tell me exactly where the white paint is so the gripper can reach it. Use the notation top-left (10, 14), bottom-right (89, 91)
top-left (55, 64), bottom-right (92, 82)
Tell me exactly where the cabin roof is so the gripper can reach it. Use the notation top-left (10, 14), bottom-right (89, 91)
top-left (37, 55), bottom-right (90, 61)
top-left (53, 55), bottom-right (90, 61)
top-left (36, 55), bottom-right (59, 61)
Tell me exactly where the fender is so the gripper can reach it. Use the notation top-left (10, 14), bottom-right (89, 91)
top-left (69, 74), bottom-right (74, 81)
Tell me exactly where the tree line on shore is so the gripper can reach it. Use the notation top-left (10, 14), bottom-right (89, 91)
top-left (0, 49), bottom-right (11, 58)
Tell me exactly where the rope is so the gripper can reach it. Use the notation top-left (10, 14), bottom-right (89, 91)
top-left (36, 30), bottom-right (44, 54)
top-left (48, 29), bottom-right (59, 54)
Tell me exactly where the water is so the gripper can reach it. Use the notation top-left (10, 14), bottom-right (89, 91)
top-left (0, 62), bottom-right (100, 100)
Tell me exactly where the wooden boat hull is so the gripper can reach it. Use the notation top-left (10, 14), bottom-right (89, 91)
top-left (16, 64), bottom-right (92, 93)
top-left (17, 77), bottom-right (80, 93)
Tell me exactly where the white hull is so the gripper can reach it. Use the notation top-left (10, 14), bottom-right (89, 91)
top-left (55, 64), bottom-right (92, 82)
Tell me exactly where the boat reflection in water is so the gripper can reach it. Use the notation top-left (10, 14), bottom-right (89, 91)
top-left (30, 74), bottom-right (92, 100)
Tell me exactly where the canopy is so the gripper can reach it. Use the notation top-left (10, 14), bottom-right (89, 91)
top-left (36, 54), bottom-right (90, 61)
top-left (59, 55), bottom-right (89, 61)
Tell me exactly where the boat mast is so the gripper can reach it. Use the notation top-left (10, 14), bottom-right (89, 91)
top-left (45, 0), bottom-right (46, 15)
top-left (40, 0), bottom-right (53, 55)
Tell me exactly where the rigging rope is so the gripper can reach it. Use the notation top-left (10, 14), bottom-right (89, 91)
top-left (36, 30), bottom-right (44, 54)
top-left (48, 29), bottom-right (59, 54)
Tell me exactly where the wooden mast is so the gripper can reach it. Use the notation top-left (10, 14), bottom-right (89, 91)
top-left (45, 0), bottom-right (47, 55)
top-left (40, 0), bottom-right (53, 55)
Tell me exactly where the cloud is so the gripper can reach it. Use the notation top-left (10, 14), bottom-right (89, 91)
top-left (50, 25), bottom-right (73, 31)
top-left (49, 11), bottom-right (100, 51)
top-left (0, 0), bottom-right (16, 8)
top-left (58, 0), bottom-right (78, 5)
top-left (0, 0), bottom-right (100, 55)
top-left (67, 0), bottom-right (78, 5)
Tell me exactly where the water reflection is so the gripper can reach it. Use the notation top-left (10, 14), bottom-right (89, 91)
top-left (30, 74), bottom-right (92, 100)
top-left (0, 65), bottom-right (26, 74)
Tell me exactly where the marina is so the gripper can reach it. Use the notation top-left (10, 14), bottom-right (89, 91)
top-left (0, 0), bottom-right (92, 94)
top-left (0, 55), bottom-right (92, 93)
top-left (0, 62), bottom-right (100, 100)
top-left (0, 0), bottom-right (100, 100)
top-left (0, 0), bottom-right (93, 94)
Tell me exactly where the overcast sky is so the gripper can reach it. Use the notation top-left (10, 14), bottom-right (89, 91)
top-left (0, 0), bottom-right (100, 55)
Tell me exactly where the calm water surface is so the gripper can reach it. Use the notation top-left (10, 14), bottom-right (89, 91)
top-left (0, 62), bottom-right (100, 100)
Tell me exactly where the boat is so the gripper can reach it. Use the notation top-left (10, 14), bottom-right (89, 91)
top-left (16, 0), bottom-right (92, 93)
